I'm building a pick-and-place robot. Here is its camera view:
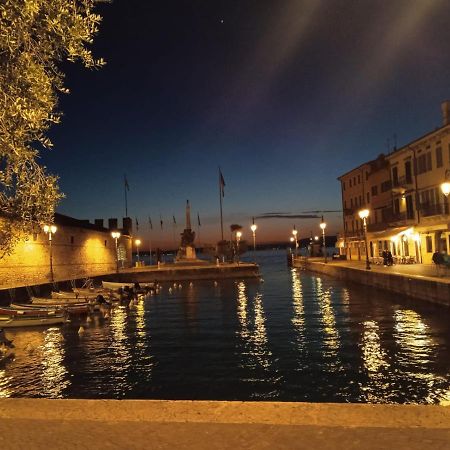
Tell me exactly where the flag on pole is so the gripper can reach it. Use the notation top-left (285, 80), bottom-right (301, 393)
top-left (160, 214), bottom-right (163, 230)
top-left (219, 169), bottom-right (225, 197)
top-left (124, 174), bottom-right (130, 191)
top-left (135, 217), bottom-right (139, 231)
top-left (197, 212), bottom-right (201, 227)
top-left (173, 215), bottom-right (176, 225)
top-left (148, 216), bottom-right (153, 230)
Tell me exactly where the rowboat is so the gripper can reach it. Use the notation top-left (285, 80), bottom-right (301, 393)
top-left (0, 306), bottom-right (58, 318)
top-left (12, 302), bottom-right (89, 315)
top-left (31, 296), bottom-right (88, 306)
top-left (101, 281), bottom-right (155, 291)
top-left (0, 315), bottom-right (66, 328)
top-left (51, 291), bottom-right (98, 301)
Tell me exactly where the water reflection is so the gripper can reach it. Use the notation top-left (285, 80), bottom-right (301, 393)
top-left (359, 320), bottom-right (390, 402)
top-left (0, 369), bottom-right (13, 398)
top-left (236, 281), bottom-right (278, 397)
top-left (315, 278), bottom-right (339, 355)
top-left (394, 309), bottom-right (436, 368)
top-left (109, 306), bottom-right (132, 395)
top-left (290, 268), bottom-right (305, 350)
top-left (40, 327), bottom-right (70, 397)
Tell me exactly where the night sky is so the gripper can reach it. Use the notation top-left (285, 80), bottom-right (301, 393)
top-left (44, 0), bottom-right (450, 248)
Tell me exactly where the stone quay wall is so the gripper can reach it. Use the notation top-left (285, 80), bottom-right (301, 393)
top-left (108, 263), bottom-right (261, 283)
top-left (298, 260), bottom-right (450, 306)
top-left (0, 225), bottom-right (127, 290)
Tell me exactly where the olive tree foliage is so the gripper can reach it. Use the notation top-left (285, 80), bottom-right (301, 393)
top-left (0, 0), bottom-right (104, 258)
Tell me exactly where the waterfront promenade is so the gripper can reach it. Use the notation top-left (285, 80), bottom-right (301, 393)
top-left (0, 399), bottom-right (449, 449)
top-left (295, 257), bottom-right (450, 306)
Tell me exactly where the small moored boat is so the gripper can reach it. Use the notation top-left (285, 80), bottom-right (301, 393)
top-left (0, 315), bottom-right (67, 328)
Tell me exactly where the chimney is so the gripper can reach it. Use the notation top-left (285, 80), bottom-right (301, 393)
top-left (94, 219), bottom-right (104, 228)
top-left (108, 218), bottom-right (118, 230)
top-left (122, 217), bottom-right (132, 235)
top-left (441, 100), bottom-right (450, 126)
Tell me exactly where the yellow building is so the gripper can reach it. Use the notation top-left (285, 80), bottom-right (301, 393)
top-left (338, 101), bottom-right (450, 264)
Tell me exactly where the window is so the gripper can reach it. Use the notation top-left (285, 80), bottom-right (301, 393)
top-left (366, 171), bottom-right (369, 181)
top-left (343, 181), bottom-right (346, 191)
top-left (405, 161), bottom-right (412, 183)
top-left (366, 192), bottom-right (370, 203)
top-left (371, 186), bottom-right (378, 196)
top-left (436, 147), bottom-right (443, 168)
top-left (349, 179), bottom-right (352, 188)
top-left (426, 236), bottom-right (432, 253)
top-left (426, 152), bottom-right (432, 171)
top-left (358, 174), bottom-right (360, 183)
top-left (70, 236), bottom-right (74, 244)
top-left (350, 198), bottom-right (353, 207)
top-left (381, 180), bottom-right (392, 192)
top-left (353, 176), bottom-right (356, 185)
top-left (392, 167), bottom-right (398, 186)
top-left (416, 152), bottom-right (432, 174)
top-left (104, 240), bottom-right (107, 247)
top-left (359, 195), bottom-right (362, 205)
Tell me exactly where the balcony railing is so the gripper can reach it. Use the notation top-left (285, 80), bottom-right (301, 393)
top-left (392, 175), bottom-right (413, 188)
top-left (420, 203), bottom-right (449, 217)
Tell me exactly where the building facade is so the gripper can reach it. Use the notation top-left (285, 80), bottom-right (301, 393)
top-left (338, 101), bottom-right (450, 264)
top-left (0, 214), bottom-right (133, 290)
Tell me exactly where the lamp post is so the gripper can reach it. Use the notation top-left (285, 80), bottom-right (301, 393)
top-left (43, 224), bottom-right (57, 283)
top-left (358, 209), bottom-right (370, 270)
top-left (250, 219), bottom-right (257, 251)
top-left (442, 182), bottom-right (450, 214)
top-left (319, 219), bottom-right (327, 263)
top-left (111, 231), bottom-right (121, 273)
top-left (236, 231), bottom-right (242, 264)
top-left (135, 239), bottom-right (141, 264)
top-left (292, 226), bottom-right (298, 257)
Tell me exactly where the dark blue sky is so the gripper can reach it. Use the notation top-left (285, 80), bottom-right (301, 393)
top-left (45, 0), bottom-right (450, 247)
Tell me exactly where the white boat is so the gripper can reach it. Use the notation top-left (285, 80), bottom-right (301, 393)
top-left (51, 291), bottom-right (97, 301)
top-left (0, 315), bottom-right (66, 328)
top-left (101, 281), bottom-right (155, 291)
top-left (31, 296), bottom-right (88, 306)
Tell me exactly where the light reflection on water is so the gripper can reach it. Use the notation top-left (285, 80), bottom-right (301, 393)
top-left (1, 250), bottom-right (450, 403)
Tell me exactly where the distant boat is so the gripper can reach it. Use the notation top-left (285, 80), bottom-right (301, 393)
top-left (51, 291), bottom-right (98, 301)
top-left (0, 315), bottom-right (66, 328)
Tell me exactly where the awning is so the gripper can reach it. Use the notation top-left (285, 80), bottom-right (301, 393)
top-left (367, 226), bottom-right (411, 240)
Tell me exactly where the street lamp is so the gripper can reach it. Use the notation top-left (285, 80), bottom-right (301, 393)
top-left (441, 182), bottom-right (450, 197)
top-left (442, 182), bottom-right (450, 214)
top-left (292, 226), bottom-right (298, 256)
top-left (43, 224), bottom-right (57, 283)
top-left (236, 231), bottom-right (242, 264)
top-left (135, 239), bottom-right (141, 263)
top-left (111, 231), bottom-right (121, 273)
top-left (358, 209), bottom-right (370, 270)
top-left (319, 219), bottom-right (327, 263)
top-left (250, 218), bottom-right (257, 251)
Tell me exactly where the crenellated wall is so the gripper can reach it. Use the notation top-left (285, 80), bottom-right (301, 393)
top-left (0, 220), bottom-right (132, 289)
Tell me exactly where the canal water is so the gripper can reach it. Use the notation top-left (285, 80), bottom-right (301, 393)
top-left (1, 250), bottom-right (450, 403)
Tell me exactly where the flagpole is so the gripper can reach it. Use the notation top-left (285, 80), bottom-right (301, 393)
top-left (219, 169), bottom-right (224, 241)
top-left (197, 212), bottom-right (201, 246)
top-left (124, 175), bottom-right (128, 217)
top-left (148, 218), bottom-right (153, 265)
top-left (125, 184), bottom-right (128, 218)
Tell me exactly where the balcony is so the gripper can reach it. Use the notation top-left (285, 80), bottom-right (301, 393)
top-left (420, 203), bottom-right (449, 217)
top-left (392, 175), bottom-right (413, 192)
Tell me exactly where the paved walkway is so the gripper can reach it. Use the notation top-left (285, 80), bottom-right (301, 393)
top-left (305, 257), bottom-right (450, 284)
top-left (0, 399), bottom-right (449, 449)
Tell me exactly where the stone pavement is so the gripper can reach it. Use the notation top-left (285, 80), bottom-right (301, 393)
top-left (309, 257), bottom-right (450, 284)
top-left (0, 399), bottom-right (449, 450)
